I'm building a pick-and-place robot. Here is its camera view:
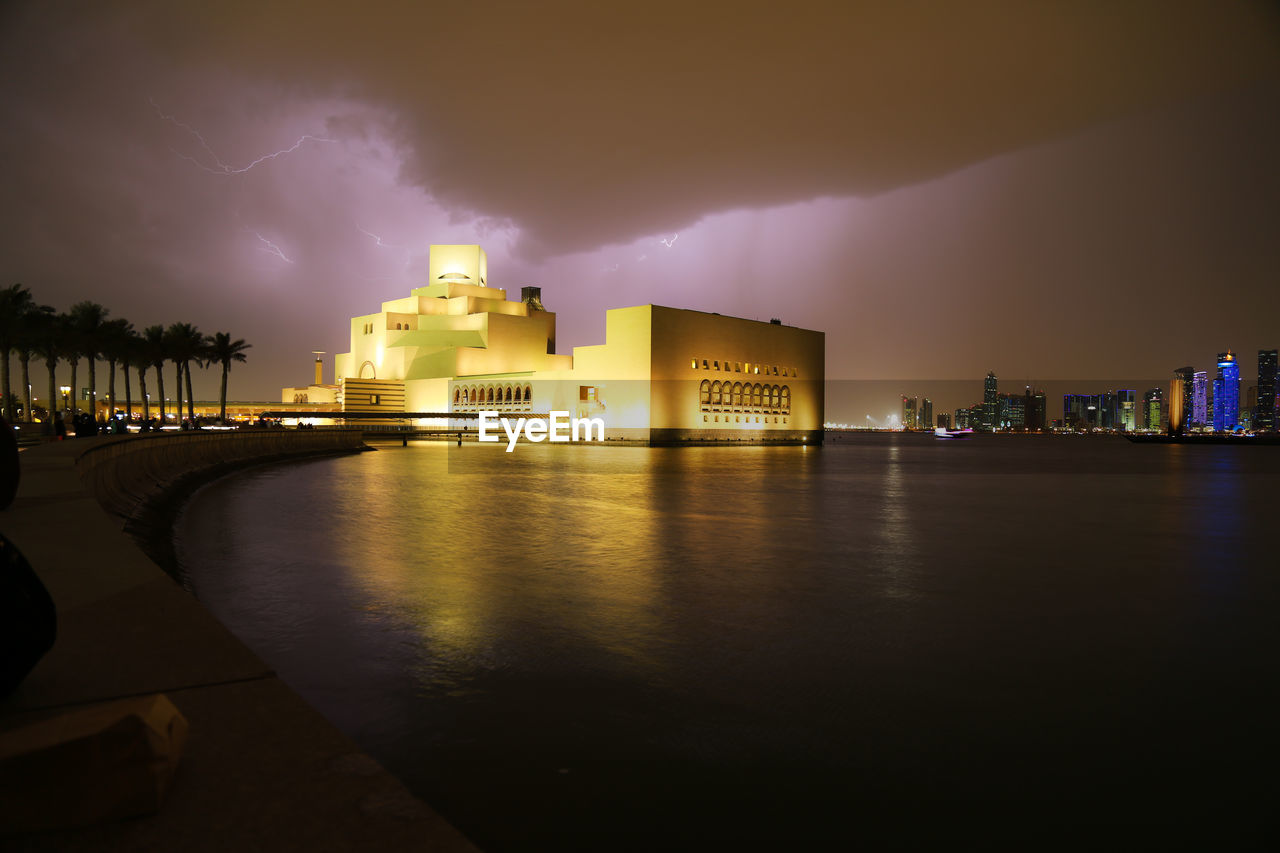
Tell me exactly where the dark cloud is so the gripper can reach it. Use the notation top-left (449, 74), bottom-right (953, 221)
top-left (1, 1), bottom-right (1277, 402)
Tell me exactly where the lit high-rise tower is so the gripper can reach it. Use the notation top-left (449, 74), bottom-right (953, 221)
top-left (1257, 349), bottom-right (1277, 432)
top-left (1171, 367), bottom-right (1194, 435)
top-left (1212, 351), bottom-right (1240, 432)
top-left (1118, 389), bottom-right (1136, 432)
top-left (982, 372), bottom-right (997, 432)
top-left (1143, 388), bottom-right (1164, 431)
top-left (1191, 371), bottom-right (1207, 429)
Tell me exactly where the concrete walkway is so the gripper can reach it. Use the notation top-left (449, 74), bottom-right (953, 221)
top-left (0, 437), bottom-right (478, 851)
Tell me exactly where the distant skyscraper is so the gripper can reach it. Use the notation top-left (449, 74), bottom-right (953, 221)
top-left (982, 372), bottom-right (997, 432)
top-left (954, 407), bottom-right (969, 429)
top-left (1257, 349), bottom-right (1277, 432)
top-left (937, 412), bottom-right (951, 430)
top-left (921, 398), bottom-right (932, 431)
top-left (1100, 390), bottom-right (1117, 431)
top-left (1191, 371), bottom-right (1207, 428)
top-left (1144, 388), bottom-right (1164, 431)
top-left (901, 396), bottom-right (917, 430)
top-left (1118, 389), bottom-right (1136, 432)
top-left (1024, 387), bottom-right (1046, 431)
top-left (1212, 351), bottom-right (1240, 432)
top-left (1171, 367), bottom-right (1194, 435)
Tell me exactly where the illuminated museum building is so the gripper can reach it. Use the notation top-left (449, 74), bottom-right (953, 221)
top-left (284, 244), bottom-right (824, 443)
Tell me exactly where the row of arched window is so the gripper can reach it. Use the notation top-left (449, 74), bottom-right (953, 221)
top-left (700, 381), bottom-right (790, 413)
top-left (692, 358), bottom-right (798, 377)
top-left (453, 384), bottom-right (533, 407)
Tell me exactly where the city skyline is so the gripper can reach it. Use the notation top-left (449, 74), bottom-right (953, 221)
top-left (2, 2), bottom-right (1278, 402)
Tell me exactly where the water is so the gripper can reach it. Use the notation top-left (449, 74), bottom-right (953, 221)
top-left (173, 435), bottom-right (1280, 846)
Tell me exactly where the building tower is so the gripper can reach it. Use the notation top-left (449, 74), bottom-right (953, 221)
top-left (921, 398), bottom-right (933, 431)
top-left (1212, 350), bottom-right (1240, 432)
top-left (1191, 371), bottom-right (1207, 429)
top-left (901, 396), bottom-right (918, 431)
top-left (1257, 349), bottom-right (1277, 432)
top-left (982, 372), bottom-right (998, 432)
top-left (1170, 366), bottom-right (1194, 435)
top-left (1143, 387), bottom-right (1164, 431)
top-left (1118, 389), bottom-right (1136, 432)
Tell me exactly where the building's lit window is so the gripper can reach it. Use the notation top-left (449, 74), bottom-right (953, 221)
top-left (735, 362), bottom-right (742, 372)
top-left (713, 361), bottom-right (719, 370)
top-left (711, 381), bottom-right (722, 407)
top-left (580, 386), bottom-right (597, 402)
top-left (702, 359), bottom-right (709, 369)
top-left (691, 358), bottom-right (697, 369)
top-left (772, 366), bottom-right (778, 375)
top-left (703, 415), bottom-right (708, 422)
top-left (370, 394), bottom-right (380, 405)
top-left (699, 380), bottom-right (711, 408)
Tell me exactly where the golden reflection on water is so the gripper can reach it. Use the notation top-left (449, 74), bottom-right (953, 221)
top-left (331, 443), bottom-right (670, 675)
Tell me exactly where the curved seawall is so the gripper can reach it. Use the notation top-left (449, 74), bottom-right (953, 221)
top-left (0, 433), bottom-right (476, 851)
top-left (76, 429), bottom-right (368, 522)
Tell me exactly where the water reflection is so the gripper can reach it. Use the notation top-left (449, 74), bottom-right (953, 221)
top-left (173, 437), bottom-right (1280, 846)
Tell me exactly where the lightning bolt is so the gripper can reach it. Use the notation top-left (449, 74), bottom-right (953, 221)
top-left (659, 233), bottom-right (679, 248)
top-left (250, 231), bottom-right (294, 264)
top-left (151, 98), bottom-right (335, 175)
top-left (357, 226), bottom-right (399, 248)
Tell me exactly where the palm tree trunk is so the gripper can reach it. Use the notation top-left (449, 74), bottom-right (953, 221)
top-left (88, 357), bottom-right (97, 420)
top-left (184, 360), bottom-right (195, 421)
top-left (1, 347), bottom-right (12, 421)
top-left (69, 360), bottom-right (78, 415)
top-left (138, 366), bottom-right (149, 422)
top-left (107, 358), bottom-right (117, 418)
top-left (45, 357), bottom-right (57, 432)
top-left (220, 361), bottom-right (229, 423)
top-left (19, 353), bottom-right (32, 423)
top-left (122, 360), bottom-right (132, 422)
top-left (173, 362), bottom-right (183, 423)
top-left (154, 364), bottom-right (165, 423)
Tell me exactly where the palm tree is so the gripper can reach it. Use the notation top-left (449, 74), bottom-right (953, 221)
top-left (101, 318), bottom-right (134, 420)
top-left (205, 332), bottom-right (251, 423)
top-left (143, 325), bottom-right (167, 423)
top-left (31, 310), bottom-right (65, 429)
top-left (15, 304), bottom-right (55, 423)
top-left (69, 301), bottom-right (109, 421)
top-left (165, 323), bottom-right (203, 422)
top-left (64, 325), bottom-right (81, 417)
top-left (130, 332), bottom-right (151, 423)
top-left (0, 283), bottom-right (35, 421)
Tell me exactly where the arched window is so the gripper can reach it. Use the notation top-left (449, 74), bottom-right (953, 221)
top-left (711, 381), bottom-right (722, 406)
top-left (524, 385), bottom-right (532, 402)
top-left (781, 385), bottom-right (790, 412)
top-left (358, 360), bottom-right (376, 379)
top-left (732, 382), bottom-right (743, 408)
top-left (503, 386), bottom-right (511, 402)
top-left (770, 385), bottom-right (780, 409)
top-left (453, 388), bottom-right (460, 404)
top-left (699, 380), bottom-right (711, 407)
top-left (752, 383), bottom-right (762, 408)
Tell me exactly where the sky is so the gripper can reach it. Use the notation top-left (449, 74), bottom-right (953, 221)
top-left (2, 0), bottom-right (1278, 408)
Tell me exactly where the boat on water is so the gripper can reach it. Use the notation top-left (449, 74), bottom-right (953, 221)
top-left (934, 427), bottom-right (975, 440)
